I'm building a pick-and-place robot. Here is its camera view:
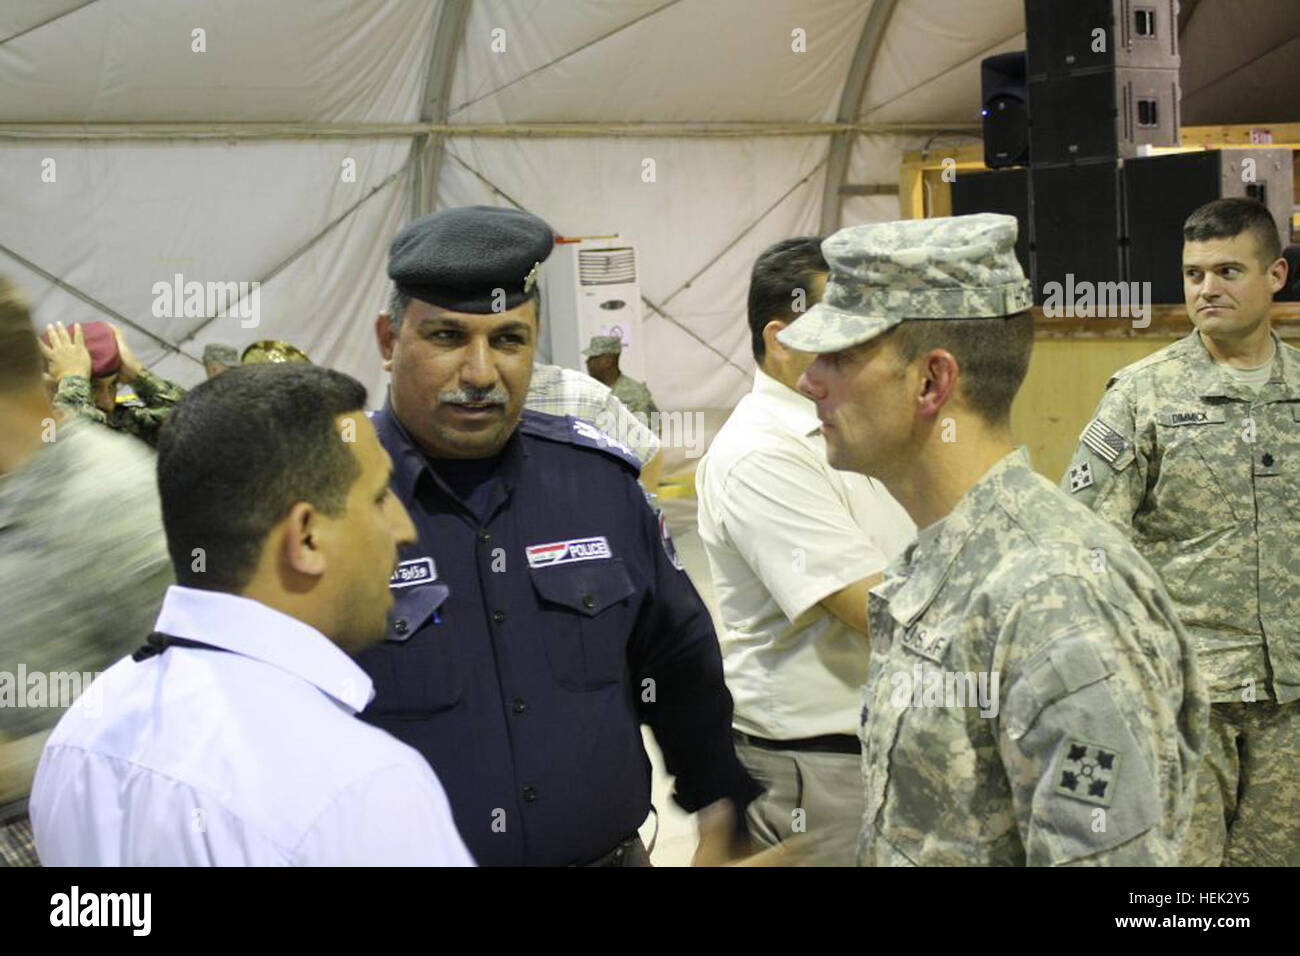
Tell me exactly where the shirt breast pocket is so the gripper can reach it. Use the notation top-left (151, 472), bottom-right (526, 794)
top-left (1152, 408), bottom-right (1243, 532)
top-left (528, 559), bottom-right (637, 690)
top-left (360, 581), bottom-right (461, 717)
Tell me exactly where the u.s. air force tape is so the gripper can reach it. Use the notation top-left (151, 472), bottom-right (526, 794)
top-left (1081, 418), bottom-right (1131, 466)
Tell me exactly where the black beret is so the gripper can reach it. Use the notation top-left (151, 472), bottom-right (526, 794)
top-left (387, 205), bottom-right (555, 314)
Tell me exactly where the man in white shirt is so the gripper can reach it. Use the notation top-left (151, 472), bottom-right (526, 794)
top-left (30, 364), bottom-right (474, 866)
top-left (697, 238), bottom-right (915, 863)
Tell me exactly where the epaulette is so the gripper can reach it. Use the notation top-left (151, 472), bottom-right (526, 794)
top-left (518, 409), bottom-right (641, 473)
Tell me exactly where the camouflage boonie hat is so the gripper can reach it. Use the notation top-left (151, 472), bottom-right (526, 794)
top-left (582, 334), bottom-right (622, 357)
top-left (777, 213), bottom-right (1032, 353)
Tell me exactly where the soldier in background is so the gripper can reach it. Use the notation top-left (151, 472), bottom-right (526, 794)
top-left (0, 280), bottom-right (171, 865)
top-left (779, 213), bottom-right (1207, 865)
top-left (583, 335), bottom-right (659, 424)
top-left (40, 320), bottom-right (186, 448)
top-left (202, 343), bottom-right (240, 378)
top-left (1063, 197), bottom-right (1299, 866)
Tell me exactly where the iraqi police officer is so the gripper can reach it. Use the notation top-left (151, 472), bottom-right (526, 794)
top-left (779, 213), bottom-right (1208, 866)
top-left (1063, 197), bottom-right (1300, 866)
top-left (360, 205), bottom-right (760, 866)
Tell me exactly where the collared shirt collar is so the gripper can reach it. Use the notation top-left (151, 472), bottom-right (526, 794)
top-left (152, 585), bottom-right (375, 713)
top-left (884, 447), bottom-right (1033, 629)
top-left (372, 398), bottom-right (527, 517)
top-left (751, 366), bottom-right (821, 438)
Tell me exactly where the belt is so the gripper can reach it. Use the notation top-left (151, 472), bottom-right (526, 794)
top-left (576, 833), bottom-right (645, 867)
top-left (733, 730), bottom-right (861, 755)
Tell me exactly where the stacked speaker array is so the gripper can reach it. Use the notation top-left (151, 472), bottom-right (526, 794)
top-left (953, 0), bottom-right (1295, 306)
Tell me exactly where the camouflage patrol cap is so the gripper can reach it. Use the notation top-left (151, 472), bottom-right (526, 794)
top-left (202, 343), bottom-right (239, 366)
top-left (777, 213), bottom-right (1032, 353)
top-left (582, 334), bottom-right (622, 357)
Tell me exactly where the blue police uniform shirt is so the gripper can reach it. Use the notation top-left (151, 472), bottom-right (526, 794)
top-left (358, 403), bottom-right (759, 866)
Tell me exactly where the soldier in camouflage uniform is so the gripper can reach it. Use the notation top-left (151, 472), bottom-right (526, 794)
top-left (1063, 198), bottom-right (1298, 866)
top-left (583, 335), bottom-right (659, 423)
top-left (40, 320), bottom-right (186, 447)
top-left (778, 213), bottom-right (1208, 866)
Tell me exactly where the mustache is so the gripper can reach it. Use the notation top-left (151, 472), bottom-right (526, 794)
top-left (439, 385), bottom-right (508, 406)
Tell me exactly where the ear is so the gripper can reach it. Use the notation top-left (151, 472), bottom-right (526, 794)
top-left (282, 501), bottom-right (327, 579)
top-left (915, 348), bottom-right (959, 419)
top-left (761, 319), bottom-right (789, 364)
top-left (1268, 256), bottom-right (1288, 296)
top-left (375, 313), bottom-right (397, 370)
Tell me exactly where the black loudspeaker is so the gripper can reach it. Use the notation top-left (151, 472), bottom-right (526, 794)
top-left (981, 52), bottom-right (1029, 168)
top-left (1025, 0), bottom-right (1179, 77)
top-left (1029, 66), bottom-right (1180, 164)
top-left (1030, 161), bottom-right (1124, 304)
top-left (1125, 149), bottom-right (1296, 302)
top-left (952, 168), bottom-right (1030, 274)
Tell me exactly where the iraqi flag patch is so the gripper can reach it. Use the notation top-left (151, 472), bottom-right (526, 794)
top-left (526, 536), bottom-right (612, 569)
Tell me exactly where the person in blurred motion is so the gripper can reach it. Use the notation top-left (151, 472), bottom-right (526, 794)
top-left (0, 279), bottom-right (171, 867)
top-left (40, 320), bottom-right (186, 447)
top-left (30, 364), bottom-right (473, 866)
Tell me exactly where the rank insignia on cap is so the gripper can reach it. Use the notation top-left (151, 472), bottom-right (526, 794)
top-left (1067, 461), bottom-right (1094, 493)
top-left (523, 260), bottom-right (540, 294)
top-left (1080, 418), bottom-right (1131, 467)
top-left (1054, 739), bottom-right (1119, 806)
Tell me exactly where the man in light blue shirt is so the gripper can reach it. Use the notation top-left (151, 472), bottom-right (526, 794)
top-left (31, 364), bottom-right (474, 866)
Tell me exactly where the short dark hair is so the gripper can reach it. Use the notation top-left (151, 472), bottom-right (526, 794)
top-left (748, 237), bottom-right (828, 366)
top-left (156, 364), bottom-right (368, 592)
top-left (888, 311), bottom-right (1035, 425)
top-left (1184, 197), bottom-right (1282, 265)
top-left (0, 278), bottom-right (42, 389)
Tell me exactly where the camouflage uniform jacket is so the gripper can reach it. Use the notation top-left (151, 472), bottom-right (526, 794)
top-left (859, 448), bottom-right (1207, 866)
top-left (54, 369), bottom-right (187, 447)
top-left (1062, 330), bottom-right (1300, 704)
top-left (610, 373), bottom-right (658, 423)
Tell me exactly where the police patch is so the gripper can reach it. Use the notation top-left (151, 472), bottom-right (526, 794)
top-left (390, 557), bottom-right (437, 589)
top-left (1054, 739), bottom-right (1120, 807)
top-left (1067, 461), bottom-right (1094, 493)
top-left (1080, 418), bottom-right (1131, 467)
top-left (526, 536), bottom-right (612, 569)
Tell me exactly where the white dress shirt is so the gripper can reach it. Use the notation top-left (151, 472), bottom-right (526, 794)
top-left (697, 368), bottom-right (916, 739)
top-left (30, 586), bottom-right (474, 866)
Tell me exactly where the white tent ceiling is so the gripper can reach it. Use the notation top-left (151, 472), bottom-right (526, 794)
top-left (0, 0), bottom-right (1294, 430)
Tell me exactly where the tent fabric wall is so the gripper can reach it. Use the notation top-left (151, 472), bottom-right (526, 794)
top-left (1, 0), bottom-right (1294, 426)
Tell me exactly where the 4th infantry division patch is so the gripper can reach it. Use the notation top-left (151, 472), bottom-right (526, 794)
top-left (1054, 739), bottom-right (1119, 807)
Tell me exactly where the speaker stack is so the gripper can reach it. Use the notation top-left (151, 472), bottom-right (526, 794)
top-left (1025, 0), bottom-right (1180, 302)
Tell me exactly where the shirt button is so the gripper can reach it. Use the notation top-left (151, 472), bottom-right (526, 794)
top-left (523, 786), bottom-right (537, 803)
top-left (394, 618), bottom-right (408, 635)
top-left (478, 530), bottom-right (491, 543)
top-left (512, 698), bottom-right (526, 714)
top-left (1262, 452), bottom-right (1275, 467)
top-left (581, 594), bottom-right (596, 609)
top-left (492, 610), bottom-right (506, 624)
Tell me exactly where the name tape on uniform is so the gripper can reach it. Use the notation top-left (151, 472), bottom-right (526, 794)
top-left (526, 536), bottom-right (612, 569)
top-left (390, 556), bottom-right (437, 589)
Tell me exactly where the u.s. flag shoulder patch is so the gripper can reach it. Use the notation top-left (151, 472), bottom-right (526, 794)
top-left (526, 536), bottom-right (612, 569)
top-left (1080, 417), bottom-right (1133, 470)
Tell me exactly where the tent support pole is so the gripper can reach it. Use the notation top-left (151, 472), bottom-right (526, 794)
top-left (820, 0), bottom-right (900, 235)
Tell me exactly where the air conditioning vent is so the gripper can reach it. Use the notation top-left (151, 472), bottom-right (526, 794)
top-left (578, 247), bottom-right (637, 285)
